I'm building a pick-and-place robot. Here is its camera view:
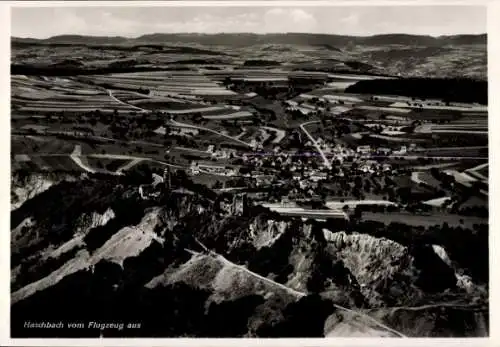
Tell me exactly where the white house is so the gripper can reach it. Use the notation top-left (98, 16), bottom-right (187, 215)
top-left (356, 145), bottom-right (371, 154)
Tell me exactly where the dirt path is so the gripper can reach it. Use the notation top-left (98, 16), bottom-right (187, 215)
top-left (103, 87), bottom-right (252, 149)
top-left (116, 158), bottom-right (144, 173)
top-left (26, 151), bottom-right (186, 173)
top-left (186, 245), bottom-right (407, 338)
top-left (107, 89), bottom-right (148, 112)
top-left (170, 120), bottom-right (253, 147)
top-left (70, 145), bottom-right (97, 173)
top-left (390, 302), bottom-right (483, 312)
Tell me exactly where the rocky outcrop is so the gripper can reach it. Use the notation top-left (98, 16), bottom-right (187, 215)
top-left (74, 208), bottom-right (115, 236)
top-left (324, 311), bottom-right (398, 337)
top-left (432, 244), bottom-right (487, 295)
top-left (249, 218), bottom-right (289, 249)
top-left (89, 208), bottom-right (164, 267)
top-left (432, 244), bottom-right (452, 266)
top-left (11, 173), bottom-right (76, 210)
top-left (373, 304), bottom-right (489, 337)
top-left (12, 208), bottom-right (162, 303)
top-left (322, 230), bottom-right (418, 306)
top-left (10, 173), bottom-right (488, 338)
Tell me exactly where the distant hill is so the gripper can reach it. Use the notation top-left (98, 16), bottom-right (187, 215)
top-left (45, 34), bottom-right (129, 45)
top-left (11, 32), bottom-right (487, 47)
top-left (355, 33), bottom-right (485, 46)
top-left (10, 32), bottom-right (487, 80)
top-left (439, 34), bottom-right (487, 45)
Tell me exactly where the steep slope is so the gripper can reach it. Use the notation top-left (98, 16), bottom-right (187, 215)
top-left (11, 172), bottom-right (77, 210)
top-left (10, 172), bottom-right (488, 337)
top-left (370, 303), bottom-right (489, 337)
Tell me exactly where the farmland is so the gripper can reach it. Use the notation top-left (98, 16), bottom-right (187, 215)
top-left (84, 71), bottom-right (237, 97)
top-left (12, 76), bottom-right (141, 113)
top-left (8, 28), bottom-right (490, 340)
top-left (10, 36), bottom-right (488, 270)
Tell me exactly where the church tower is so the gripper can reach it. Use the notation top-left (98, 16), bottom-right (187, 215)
top-left (163, 167), bottom-right (171, 191)
top-left (231, 193), bottom-right (248, 216)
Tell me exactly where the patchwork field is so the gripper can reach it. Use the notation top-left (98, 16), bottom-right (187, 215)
top-left (12, 76), bottom-right (140, 113)
top-left (9, 33), bottom-right (489, 339)
top-left (86, 71), bottom-right (237, 97)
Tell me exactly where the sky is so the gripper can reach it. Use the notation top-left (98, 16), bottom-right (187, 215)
top-left (11, 5), bottom-right (486, 38)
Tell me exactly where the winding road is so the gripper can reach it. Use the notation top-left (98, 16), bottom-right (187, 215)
top-left (70, 145), bottom-right (97, 173)
top-left (26, 149), bottom-right (186, 175)
top-left (170, 120), bottom-right (253, 148)
top-left (106, 89), bottom-right (148, 113)
top-left (103, 87), bottom-right (253, 148)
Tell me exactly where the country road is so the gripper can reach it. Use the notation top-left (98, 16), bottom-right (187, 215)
top-left (170, 120), bottom-right (253, 148)
top-left (70, 145), bottom-right (97, 174)
top-left (385, 301), bottom-right (486, 313)
top-left (24, 151), bottom-right (186, 174)
top-left (116, 158), bottom-right (144, 173)
top-left (102, 88), bottom-right (253, 149)
top-left (107, 89), bottom-right (148, 113)
top-left (300, 121), bottom-right (332, 169)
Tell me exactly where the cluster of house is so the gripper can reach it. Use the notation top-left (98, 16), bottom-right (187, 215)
top-left (292, 170), bottom-right (328, 184)
top-left (239, 141), bottom-right (402, 183)
top-left (356, 161), bottom-right (393, 174)
top-left (206, 145), bottom-right (238, 159)
top-left (355, 144), bottom-right (417, 156)
top-left (190, 161), bottom-right (238, 177)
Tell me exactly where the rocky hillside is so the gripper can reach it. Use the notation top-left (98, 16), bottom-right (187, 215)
top-left (10, 171), bottom-right (489, 337)
top-left (11, 172), bottom-right (78, 210)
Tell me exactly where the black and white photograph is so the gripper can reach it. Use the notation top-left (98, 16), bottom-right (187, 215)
top-left (5, 1), bottom-right (492, 340)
